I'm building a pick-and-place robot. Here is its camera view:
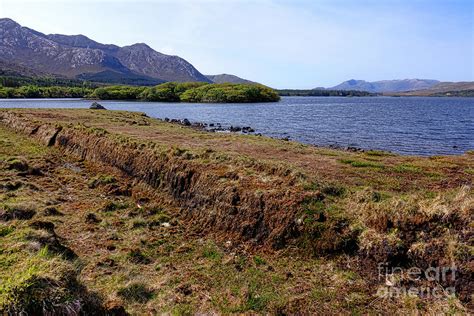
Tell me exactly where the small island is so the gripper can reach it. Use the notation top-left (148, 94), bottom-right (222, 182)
top-left (0, 77), bottom-right (280, 103)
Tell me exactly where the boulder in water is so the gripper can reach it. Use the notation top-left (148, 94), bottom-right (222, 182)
top-left (90, 102), bottom-right (106, 110)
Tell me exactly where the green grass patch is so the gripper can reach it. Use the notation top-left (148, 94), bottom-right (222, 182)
top-left (202, 242), bottom-right (223, 261)
top-left (253, 255), bottom-right (266, 266)
top-left (0, 225), bottom-right (14, 237)
top-left (339, 159), bottom-right (384, 168)
top-left (392, 164), bottom-right (422, 173)
top-left (365, 150), bottom-right (394, 157)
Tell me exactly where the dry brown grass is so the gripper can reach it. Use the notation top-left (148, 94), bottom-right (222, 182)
top-left (0, 109), bottom-right (472, 314)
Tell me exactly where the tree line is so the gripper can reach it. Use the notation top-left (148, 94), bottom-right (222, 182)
top-left (0, 75), bottom-right (95, 88)
top-left (0, 81), bottom-right (280, 103)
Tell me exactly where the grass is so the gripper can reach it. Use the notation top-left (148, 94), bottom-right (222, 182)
top-left (117, 283), bottom-right (154, 303)
top-left (339, 158), bottom-right (385, 168)
top-left (0, 225), bottom-right (14, 237)
top-left (392, 163), bottom-right (422, 173)
top-left (201, 242), bottom-right (223, 261)
top-left (365, 150), bottom-right (395, 157)
top-left (253, 255), bottom-right (266, 266)
top-left (0, 110), bottom-right (471, 314)
top-left (88, 174), bottom-right (116, 188)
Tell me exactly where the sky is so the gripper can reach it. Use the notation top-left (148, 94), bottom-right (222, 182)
top-left (1, 0), bottom-right (473, 88)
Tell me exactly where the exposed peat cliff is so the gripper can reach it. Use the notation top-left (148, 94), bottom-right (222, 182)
top-left (0, 111), bottom-right (311, 249)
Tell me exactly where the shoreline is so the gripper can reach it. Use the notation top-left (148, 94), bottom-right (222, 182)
top-left (0, 108), bottom-right (472, 313)
top-left (0, 101), bottom-right (472, 157)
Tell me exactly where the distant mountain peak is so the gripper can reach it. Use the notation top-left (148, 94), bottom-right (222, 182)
top-left (0, 18), bottom-right (211, 84)
top-left (128, 43), bottom-right (151, 49)
top-left (329, 78), bottom-right (440, 92)
top-left (346, 79), bottom-right (365, 85)
top-left (0, 18), bottom-right (19, 26)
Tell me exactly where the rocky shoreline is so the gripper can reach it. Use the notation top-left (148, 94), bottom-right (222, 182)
top-left (162, 116), bottom-right (373, 153)
top-left (0, 108), bottom-right (472, 313)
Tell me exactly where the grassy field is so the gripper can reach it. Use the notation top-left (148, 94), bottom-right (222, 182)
top-left (0, 109), bottom-right (472, 314)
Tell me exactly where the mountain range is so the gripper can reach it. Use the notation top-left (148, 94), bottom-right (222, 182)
top-left (388, 81), bottom-right (474, 96)
top-left (0, 18), bottom-right (213, 84)
top-left (327, 79), bottom-right (441, 93)
top-left (1, 18), bottom-right (471, 93)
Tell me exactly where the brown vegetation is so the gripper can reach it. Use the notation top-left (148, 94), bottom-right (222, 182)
top-left (0, 109), bottom-right (472, 314)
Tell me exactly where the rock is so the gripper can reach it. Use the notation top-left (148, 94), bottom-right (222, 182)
top-left (90, 102), bottom-right (106, 110)
top-left (192, 122), bottom-right (205, 128)
top-left (182, 118), bottom-right (191, 126)
top-left (241, 126), bottom-right (255, 133)
top-left (346, 146), bottom-right (364, 152)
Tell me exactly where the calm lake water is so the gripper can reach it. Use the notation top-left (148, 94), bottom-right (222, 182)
top-left (0, 97), bottom-right (472, 156)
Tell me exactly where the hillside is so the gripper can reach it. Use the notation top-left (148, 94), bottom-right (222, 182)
top-left (388, 81), bottom-right (474, 96)
top-left (0, 109), bottom-right (472, 314)
top-left (206, 74), bottom-right (256, 84)
top-left (0, 18), bottom-right (210, 84)
top-left (329, 79), bottom-right (440, 92)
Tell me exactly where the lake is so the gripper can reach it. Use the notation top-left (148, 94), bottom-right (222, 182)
top-left (0, 96), bottom-right (472, 156)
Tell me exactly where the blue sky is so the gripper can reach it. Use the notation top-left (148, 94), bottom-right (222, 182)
top-left (2, 0), bottom-right (473, 88)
